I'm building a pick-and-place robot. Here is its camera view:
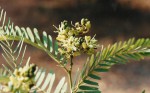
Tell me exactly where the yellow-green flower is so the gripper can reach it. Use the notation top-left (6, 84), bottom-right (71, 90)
top-left (5, 64), bottom-right (36, 93)
top-left (54, 18), bottom-right (98, 58)
top-left (56, 34), bottom-right (67, 41)
top-left (75, 18), bottom-right (91, 34)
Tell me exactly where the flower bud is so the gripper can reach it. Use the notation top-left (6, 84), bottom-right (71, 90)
top-left (75, 22), bottom-right (80, 27)
top-left (61, 20), bottom-right (68, 29)
top-left (85, 21), bottom-right (91, 29)
top-left (82, 42), bottom-right (87, 49)
top-left (56, 35), bottom-right (67, 41)
top-left (85, 36), bottom-right (91, 42)
top-left (81, 18), bottom-right (88, 25)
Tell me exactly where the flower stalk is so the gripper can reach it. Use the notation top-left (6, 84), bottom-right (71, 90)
top-left (54, 18), bottom-right (99, 93)
top-left (68, 56), bottom-right (73, 92)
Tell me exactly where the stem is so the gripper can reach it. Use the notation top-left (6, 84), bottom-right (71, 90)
top-left (68, 56), bottom-right (73, 93)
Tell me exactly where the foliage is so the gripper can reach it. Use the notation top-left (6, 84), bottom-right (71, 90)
top-left (0, 6), bottom-right (150, 93)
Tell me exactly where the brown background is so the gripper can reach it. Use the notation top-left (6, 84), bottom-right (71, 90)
top-left (0, 0), bottom-right (150, 93)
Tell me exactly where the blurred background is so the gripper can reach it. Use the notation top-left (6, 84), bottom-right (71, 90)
top-left (0, 0), bottom-right (150, 93)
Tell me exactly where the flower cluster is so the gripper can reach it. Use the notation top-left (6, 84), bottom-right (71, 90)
top-left (4, 64), bottom-right (36, 93)
top-left (54, 18), bottom-right (98, 58)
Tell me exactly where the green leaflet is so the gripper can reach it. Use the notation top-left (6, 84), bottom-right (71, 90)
top-left (48, 35), bottom-right (53, 52)
top-left (83, 80), bottom-right (98, 85)
top-left (72, 68), bottom-right (80, 90)
top-left (36, 69), bottom-right (46, 87)
top-left (21, 27), bottom-right (29, 38)
top-left (88, 74), bottom-right (101, 80)
top-left (43, 31), bottom-right (48, 48)
top-left (0, 8), bottom-right (6, 27)
top-left (94, 68), bottom-right (109, 72)
top-left (89, 54), bottom-right (94, 67)
top-left (77, 90), bottom-right (101, 93)
top-left (99, 63), bottom-right (111, 67)
top-left (54, 77), bottom-right (66, 93)
top-left (54, 41), bottom-right (59, 56)
top-left (79, 85), bottom-right (99, 90)
top-left (26, 27), bottom-right (35, 42)
top-left (15, 26), bottom-right (22, 36)
top-left (61, 83), bottom-right (68, 93)
top-left (33, 28), bottom-right (40, 41)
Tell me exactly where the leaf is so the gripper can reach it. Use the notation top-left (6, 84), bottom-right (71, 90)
top-left (26, 27), bottom-right (35, 42)
top-left (43, 31), bottom-right (48, 48)
top-left (81, 57), bottom-right (89, 78)
top-left (99, 63), bottom-right (110, 67)
top-left (0, 36), bottom-right (28, 69)
top-left (33, 28), bottom-right (40, 40)
top-left (54, 77), bottom-right (65, 93)
top-left (79, 86), bottom-right (99, 90)
top-left (72, 68), bottom-right (80, 89)
top-left (94, 68), bottom-right (109, 72)
top-left (54, 41), bottom-right (59, 56)
top-left (34, 68), bottom-right (43, 81)
top-left (48, 35), bottom-right (53, 52)
top-left (15, 26), bottom-right (22, 36)
top-left (21, 27), bottom-right (28, 39)
top-left (88, 74), bottom-right (101, 80)
top-left (0, 8), bottom-right (6, 27)
top-left (76, 38), bottom-right (150, 92)
top-left (61, 82), bottom-right (68, 93)
top-left (41, 71), bottom-right (53, 90)
top-left (0, 7), bottom-right (67, 71)
top-left (89, 54), bottom-right (94, 67)
top-left (36, 69), bottom-right (46, 87)
top-left (142, 90), bottom-right (145, 93)
top-left (83, 80), bottom-right (98, 85)
top-left (47, 72), bottom-right (55, 93)
top-left (77, 90), bottom-right (101, 93)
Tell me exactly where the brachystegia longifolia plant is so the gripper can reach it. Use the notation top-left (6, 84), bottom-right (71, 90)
top-left (0, 7), bottom-right (149, 93)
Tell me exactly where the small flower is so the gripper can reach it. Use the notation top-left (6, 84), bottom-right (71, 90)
top-left (5, 64), bottom-right (36, 93)
top-left (84, 36), bottom-right (98, 49)
top-left (82, 42), bottom-right (88, 49)
top-left (58, 36), bottom-right (81, 58)
top-left (56, 34), bottom-right (67, 42)
top-left (81, 18), bottom-right (91, 29)
top-left (81, 35), bottom-right (98, 54)
top-left (75, 18), bottom-right (91, 34)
